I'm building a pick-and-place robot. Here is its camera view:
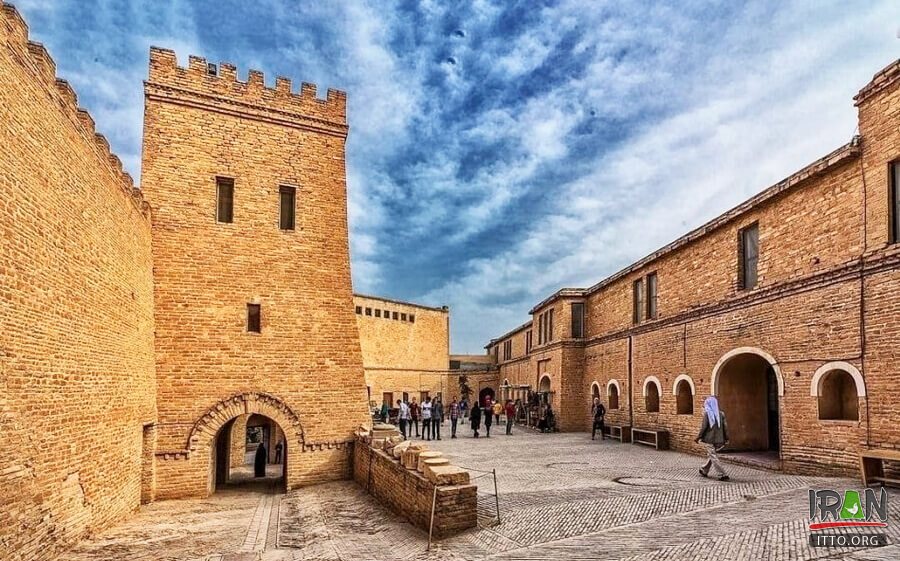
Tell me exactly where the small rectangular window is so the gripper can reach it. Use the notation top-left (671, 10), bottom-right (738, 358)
top-left (401, 313), bottom-right (407, 321)
top-left (570, 302), bottom-right (584, 338)
top-left (633, 279), bottom-right (644, 324)
top-left (355, 306), bottom-right (362, 314)
top-left (365, 307), bottom-right (372, 316)
top-left (891, 161), bottom-right (900, 244)
top-left (247, 303), bottom-right (261, 333)
top-left (383, 309), bottom-right (390, 318)
top-left (392, 311), bottom-right (399, 320)
top-left (537, 314), bottom-right (543, 345)
top-left (409, 314), bottom-right (415, 323)
top-left (526, 330), bottom-right (533, 353)
top-left (739, 223), bottom-right (759, 289)
top-left (646, 273), bottom-right (658, 320)
top-left (216, 177), bottom-right (234, 223)
top-left (375, 309), bottom-right (381, 318)
top-left (279, 185), bottom-right (296, 230)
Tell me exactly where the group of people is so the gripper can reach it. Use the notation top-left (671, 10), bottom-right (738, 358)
top-left (380, 395), bottom-right (523, 440)
top-left (591, 394), bottom-right (732, 481)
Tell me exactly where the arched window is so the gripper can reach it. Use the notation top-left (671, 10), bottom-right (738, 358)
top-left (811, 362), bottom-right (864, 422)
top-left (818, 371), bottom-right (860, 421)
top-left (675, 379), bottom-right (693, 414)
top-left (645, 382), bottom-right (659, 413)
top-left (591, 382), bottom-right (601, 401)
top-left (607, 380), bottom-right (620, 410)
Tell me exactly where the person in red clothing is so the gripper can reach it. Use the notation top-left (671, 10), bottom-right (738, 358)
top-left (504, 400), bottom-right (516, 435)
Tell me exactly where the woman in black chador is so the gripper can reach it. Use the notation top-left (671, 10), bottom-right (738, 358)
top-left (254, 443), bottom-right (268, 478)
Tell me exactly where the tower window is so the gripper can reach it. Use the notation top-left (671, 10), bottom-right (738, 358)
top-left (891, 160), bottom-right (900, 244)
top-left (279, 185), bottom-right (296, 230)
top-left (570, 302), bottom-right (584, 338)
top-left (632, 278), bottom-right (644, 324)
top-left (247, 304), bottom-right (261, 333)
top-left (646, 272), bottom-right (658, 320)
top-left (216, 177), bottom-right (234, 223)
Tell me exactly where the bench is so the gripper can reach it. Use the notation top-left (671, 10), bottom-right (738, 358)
top-left (631, 428), bottom-right (669, 450)
top-left (859, 449), bottom-right (900, 488)
top-left (603, 424), bottom-right (631, 443)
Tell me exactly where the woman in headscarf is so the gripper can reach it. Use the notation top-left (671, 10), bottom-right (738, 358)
top-left (469, 400), bottom-right (482, 438)
top-left (695, 396), bottom-right (729, 481)
top-left (254, 442), bottom-right (268, 478)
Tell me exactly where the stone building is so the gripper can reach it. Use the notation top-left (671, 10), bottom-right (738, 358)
top-left (1, 4), bottom-right (369, 559)
top-left (487, 58), bottom-right (900, 476)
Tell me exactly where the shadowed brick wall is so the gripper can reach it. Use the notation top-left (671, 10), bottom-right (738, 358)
top-left (0, 4), bottom-right (157, 559)
top-left (140, 47), bottom-right (370, 498)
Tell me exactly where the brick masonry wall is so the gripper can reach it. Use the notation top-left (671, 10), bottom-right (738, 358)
top-left (352, 439), bottom-right (477, 538)
top-left (354, 295), bottom-right (450, 404)
top-left (141, 47), bottom-right (370, 497)
top-left (1, 5), bottom-right (157, 560)
top-left (488, 59), bottom-right (900, 476)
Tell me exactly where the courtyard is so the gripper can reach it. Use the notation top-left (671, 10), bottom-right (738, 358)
top-left (66, 431), bottom-right (898, 561)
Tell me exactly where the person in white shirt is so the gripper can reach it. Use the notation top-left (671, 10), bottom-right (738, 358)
top-left (397, 399), bottom-right (410, 439)
top-left (421, 397), bottom-right (433, 441)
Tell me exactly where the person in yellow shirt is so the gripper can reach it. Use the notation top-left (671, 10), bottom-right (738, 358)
top-left (492, 400), bottom-right (503, 425)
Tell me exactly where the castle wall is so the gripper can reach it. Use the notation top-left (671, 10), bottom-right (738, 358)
top-left (0, 5), bottom-right (157, 559)
top-left (140, 47), bottom-right (369, 497)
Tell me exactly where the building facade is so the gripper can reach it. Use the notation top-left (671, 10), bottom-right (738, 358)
top-left (487, 59), bottom-right (900, 476)
top-left (1, 5), bottom-right (369, 559)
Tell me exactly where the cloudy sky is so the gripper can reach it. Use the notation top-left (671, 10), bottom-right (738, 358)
top-left (16, 0), bottom-right (898, 352)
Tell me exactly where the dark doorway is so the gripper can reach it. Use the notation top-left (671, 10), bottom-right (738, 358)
top-left (211, 414), bottom-right (286, 493)
top-left (717, 353), bottom-right (780, 452)
top-left (479, 387), bottom-right (495, 407)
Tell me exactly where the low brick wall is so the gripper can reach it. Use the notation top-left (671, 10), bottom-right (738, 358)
top-left (352, 439), bottom-right (477, 538)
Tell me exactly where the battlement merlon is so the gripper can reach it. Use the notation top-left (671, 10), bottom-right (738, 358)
top-left (146, 47), bottom-right (348, 138)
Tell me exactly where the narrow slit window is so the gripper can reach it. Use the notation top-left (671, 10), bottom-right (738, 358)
top-left (632, 279), bottom-right (644, 324)
top-left (646, 272), bottom-right (658, 320)
top-left (570, 302), bottom-right (584, 338)
top-left (739, 223), bottom-right (759, 289)
top-left (247, 304), bottom-right (261, 333)
top-left (279, 185), bottom-right (296, 230)
top-left (216, 177), bottom-right (234, 223)
top-left (891, 161), bottom-right (900, 244)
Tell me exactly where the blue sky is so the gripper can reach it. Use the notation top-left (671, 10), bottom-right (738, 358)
top-left (16, 1), bottom-right (899, 352)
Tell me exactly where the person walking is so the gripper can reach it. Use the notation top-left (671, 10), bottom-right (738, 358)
top-left (449, 396), bottom-right (460, 438)
top-left (410, 398), bottom-right (420, 438)
top-left (459, 398), bottom-right (468, 426)
top-left (379, 399), bottom-right (389, 425)
top-left (397, 398), bottom-right (410, 439)
top-left (696, 396), bottom-right (730, 481)
top-left (591, 397), bottom-right (606, 440)
top-left (433, 397), bottom-right (444, 440)
top-left (421, 396), bottom-right (433, 441)
top-left (254, 442), bottom-right (268, 478)
top-left (469, 400), bottom-right (482, 438)
top-left (274, 440), bottom-right (283, 464)
top-left (483, 401), bottom-right (493, 438)
top-left (492, 399), bottom-right (503, 426)
top-left (505, 400), bottom-right (515, 435)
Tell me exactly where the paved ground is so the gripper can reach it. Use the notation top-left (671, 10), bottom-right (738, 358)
top-left (66, 431), bottom-right (898, 561)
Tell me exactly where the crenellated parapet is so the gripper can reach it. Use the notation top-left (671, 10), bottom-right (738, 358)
top-left (2, 2), bottom-right (149, 215)
top-left (145, 47), bottom-right (348, 138)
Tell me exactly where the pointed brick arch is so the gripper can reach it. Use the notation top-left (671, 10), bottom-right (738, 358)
top-left (187, 392), bottom-right (304, 455)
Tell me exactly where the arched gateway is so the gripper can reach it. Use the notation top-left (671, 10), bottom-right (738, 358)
top-left (711, 347), bottom-right (784, 453)
top-left (188, 392), bottom-right (304, 494)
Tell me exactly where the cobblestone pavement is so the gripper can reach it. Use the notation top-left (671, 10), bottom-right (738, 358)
top-left (66, 431), bottom-right (899, 560)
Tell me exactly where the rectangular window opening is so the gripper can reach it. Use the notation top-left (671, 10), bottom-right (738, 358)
top-left (891, 160), bottom-right (900, 244)
top-left (571, 302), bottom-right (584, 338)
top-left (375, 309), bottom-right (381, 318)
top-left (216, 177), bottom-right (234, 223)
top-left (409, 314), bottom-right (415, 323)
top-left (365, 307), bottom-right (372, 316)
top-left (633, 279), bottom-right (644, 324)
top-left (279, 185), bottom-right (296, 230)
top-left (392, 311), bottom-right (399, 320)
top-left (355, 306), bottom-right (362, 314)
top-left (646, 273), bottom-right (658, 320)
top-left (400, 313), bottom-right (407, 321)
top-left (739, 223), bottom-right (759, 290)
top-left (247, 303), bottom-right (261, 333)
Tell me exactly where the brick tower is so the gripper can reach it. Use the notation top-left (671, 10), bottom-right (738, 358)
top-left (140, 48), bottom-right (370, 498)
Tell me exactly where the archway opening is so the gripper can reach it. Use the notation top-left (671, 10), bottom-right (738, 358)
top-left (479, 386), bottom-right (495, 407)
top-left (716, 353), bottom-right (780, 452)
top-left (212, 413), bottom-right (286, 493)
top-left (818, 370), bottom-right (859, 421)
top-left (645, 382), bottom-right (660, 413)
top-left (608, 383), bottom-right (619, 410)
top-left (591, 382), bottom-right (600, 401)
top-left (675, 379), bottom-right (693, 415)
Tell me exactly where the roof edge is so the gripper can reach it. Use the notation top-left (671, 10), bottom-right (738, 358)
top-left (353, 293), bottom-right (448, 313)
